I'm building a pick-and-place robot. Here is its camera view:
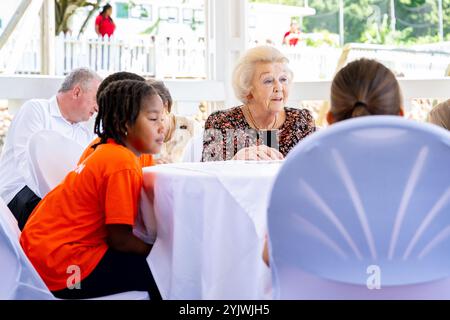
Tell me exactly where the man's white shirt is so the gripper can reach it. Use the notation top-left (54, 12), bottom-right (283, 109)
top-left (0, 96), bottom-right (94, 204)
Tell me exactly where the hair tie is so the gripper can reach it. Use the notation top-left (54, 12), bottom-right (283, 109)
top-left (354, 101), bottom-right (367, 108)
top-left (351, 100), bottom-right (372, 117)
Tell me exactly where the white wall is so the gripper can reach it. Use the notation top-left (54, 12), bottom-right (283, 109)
top-left (0, 75), bottom-right (225, 117)
top-left (1, 75), bottom-right (448, 112)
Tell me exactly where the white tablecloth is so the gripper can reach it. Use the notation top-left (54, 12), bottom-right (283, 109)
top-left (141, 161), bottom-right (282, 299)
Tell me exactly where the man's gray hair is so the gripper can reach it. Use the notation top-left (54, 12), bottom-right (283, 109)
top-left (58, 68), bottom-right (102, 92)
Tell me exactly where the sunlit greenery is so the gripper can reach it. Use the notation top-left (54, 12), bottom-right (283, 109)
top-left (250, 0), bottom-right (449, 45)
top-left (55, 0), bottom-right (101, 36)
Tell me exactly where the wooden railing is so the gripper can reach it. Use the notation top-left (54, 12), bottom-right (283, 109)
top-left (0, 75), bottom-right (448, 111)
top-left (2, 34), bottom-right (449, 81)
top-left (0, 34), bottom-right (207, 79)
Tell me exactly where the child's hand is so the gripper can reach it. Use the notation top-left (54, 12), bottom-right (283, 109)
top-left (106, 224), bottom-right (152, 256)
top-left (263, 236), bottom-right (270, 267)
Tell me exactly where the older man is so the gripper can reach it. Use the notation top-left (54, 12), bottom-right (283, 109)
top-left (0, 68), bottom-right (102, 229)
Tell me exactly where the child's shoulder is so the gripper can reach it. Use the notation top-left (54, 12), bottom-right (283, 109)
top-left (87, 141), bottom-right (141, 173)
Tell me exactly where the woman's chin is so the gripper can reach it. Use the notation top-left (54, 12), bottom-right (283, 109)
top-left (269, 104), bottom-right (284, 113)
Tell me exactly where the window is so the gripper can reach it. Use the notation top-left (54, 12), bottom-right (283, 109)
top-left (130, 4), bottom-right (152, 20)
top-left (248, 15), bottom-right (256, 28)
top-left (159, 7), bottom-right (179, 23)
top-left (183, 8), bottom-right (194, 24)
top-left (194, 9), bottom-right (204, 23)
top-left (115, 2), bottom-right (129, 19)
top-left (116, 2), bottom-right (152, 20)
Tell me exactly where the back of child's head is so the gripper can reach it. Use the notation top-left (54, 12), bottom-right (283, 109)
top-left (96, 71), bottom-right (145, 104)
top-left (146, 79), bottom-right (173, 112)
top-left (330, 58), bottom-right (402, 122)
top-left (94, 79), bottom-right (158, 146)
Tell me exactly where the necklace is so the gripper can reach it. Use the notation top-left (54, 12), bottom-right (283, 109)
top-left (246, 105), bottom-right (277, 130)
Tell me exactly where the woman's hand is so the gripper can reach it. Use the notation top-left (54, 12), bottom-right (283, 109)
top-left (232, 145), bottom-right (284, 161)
top-left (262, 237), bottom-right (270, 267)
top-left (154, 156), bottom-right (171, 165)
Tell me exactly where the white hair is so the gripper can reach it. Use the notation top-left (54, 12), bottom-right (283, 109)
top-left (58, 68), bottom-right (102, 92)
top-left (232, 45), bottom-right (293, 104)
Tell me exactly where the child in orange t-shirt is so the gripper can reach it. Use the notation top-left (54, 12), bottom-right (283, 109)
top-left (78, 71), bottom-right (154, 167)
top-left (20, 80), bottom-right (165, 299)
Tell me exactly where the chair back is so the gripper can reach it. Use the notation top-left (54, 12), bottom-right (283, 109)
top-left (268, 116), bottom-right (450, 299)
top-left (28, 130), bottom-right (84, 197)
top-left (0, 198), bottom-right (54, 299)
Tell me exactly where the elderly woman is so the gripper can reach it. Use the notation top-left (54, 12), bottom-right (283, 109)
top-left (202, 45), bottom-right (315, 161)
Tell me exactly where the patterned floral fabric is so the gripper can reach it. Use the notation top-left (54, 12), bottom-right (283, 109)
top-left (202, 106), bottom-right (316, 161)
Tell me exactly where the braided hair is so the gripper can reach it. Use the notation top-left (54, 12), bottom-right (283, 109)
top-left (94, 79), bottom-right (157, 147)
top-left (96, 71), bottom-right (145, 105)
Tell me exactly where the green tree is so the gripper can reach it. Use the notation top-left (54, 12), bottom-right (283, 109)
top-left (55, 0), bottom-right (102, 36)
top-left (141, 17), bottom-right (161, 35)
top-left (344, 0), bottom-right (380, 43)
top-left (249, 0), bottom-right (308, 6)
top-left (445, 1), bottom-right (450, 39)
top-left (396, 0), bottom-right (435, 38)
top-left (396, 0), bottom-right (450, 41)
top-left (302, 0), bottom-right (339, 35)
top-left (251, 0), bottom-right (447, 45)
top-left (361, 13), bottom-right (414, 44)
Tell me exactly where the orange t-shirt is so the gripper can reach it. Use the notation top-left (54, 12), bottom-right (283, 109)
top-left (20, 140), bottom-right (143, 291)
top-left (78, 137), bottom-right (154, 167)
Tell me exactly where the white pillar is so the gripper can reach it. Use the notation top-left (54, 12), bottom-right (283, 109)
top-left (206, 0), bottom-right (249, 109)
top-left (40, 0), bottom-right (55, 75)
top-left (390, 0), bottom-right (396, 33)
top-left (438, 0), bottom-right (443, 42)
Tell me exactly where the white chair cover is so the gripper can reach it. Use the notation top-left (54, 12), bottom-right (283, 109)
top-left (27, 130), bottom-right (85, 198)
top-left (268, 116), bottom-right (450, 299)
